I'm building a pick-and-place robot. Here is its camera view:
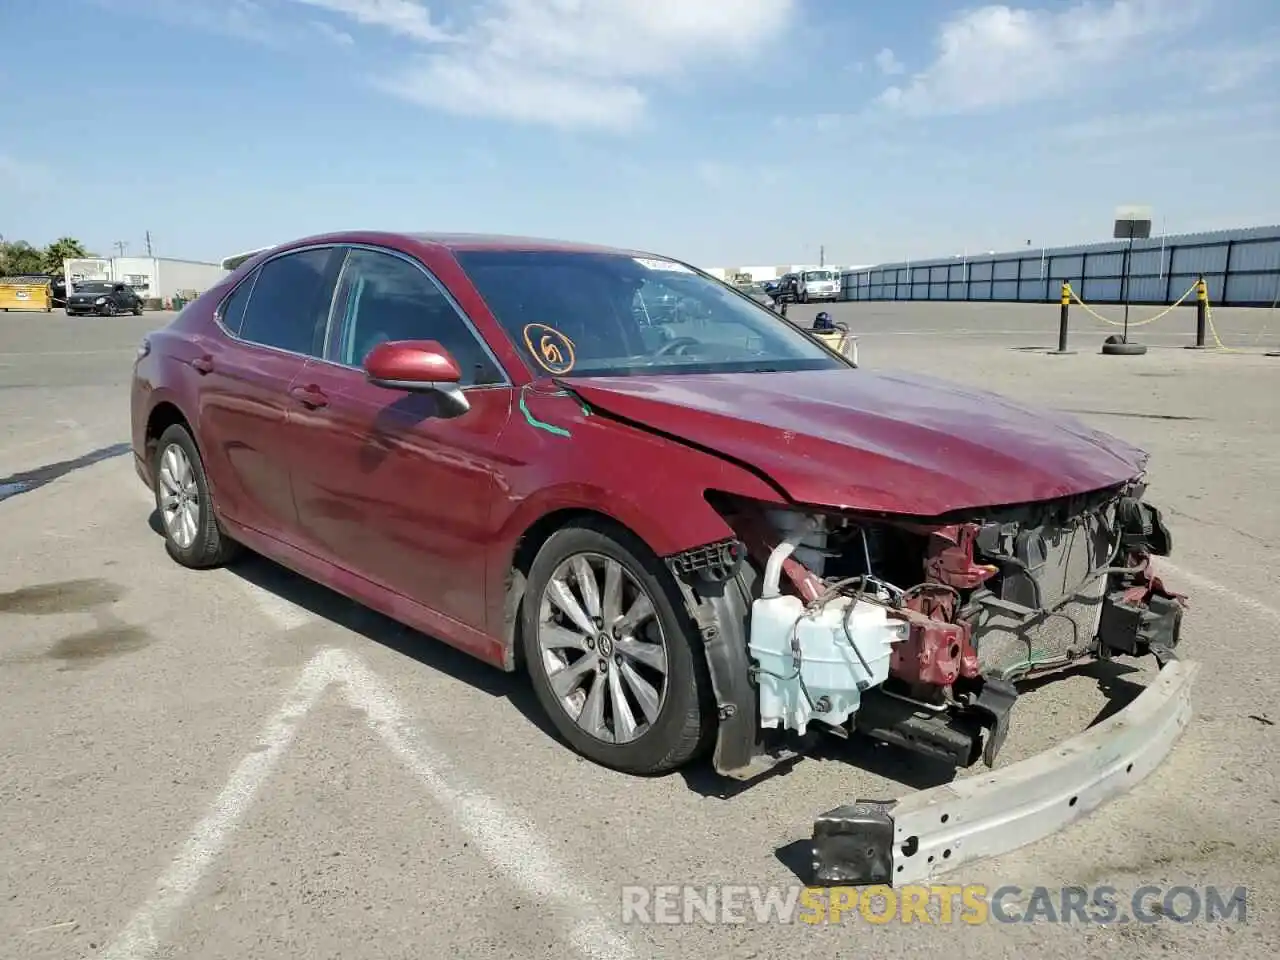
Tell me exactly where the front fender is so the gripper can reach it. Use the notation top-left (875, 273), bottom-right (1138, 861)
top-left (490, 389), bottom-right (788, 564)
top-left (485, 389), bottom-right (788, 691)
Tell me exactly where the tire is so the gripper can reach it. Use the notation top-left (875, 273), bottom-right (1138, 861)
top-left (99, 302), bottom-right (113, 317)
top-left (1101, 340), bottom-right (1147, 356)
top-left (521, 519), bottom-right (714, 775)
top-left (152, 423), bottom-right (240, 568)
top-left (133, 302), bottom-right (143, 316)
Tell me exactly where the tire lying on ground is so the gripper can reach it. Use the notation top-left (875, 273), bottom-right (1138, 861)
top-left (1101, 335), bottom-right (1148, 356)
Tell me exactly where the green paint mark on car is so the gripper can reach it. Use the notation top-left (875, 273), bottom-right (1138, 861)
top-left (519, 392), bottom-right (572, 438)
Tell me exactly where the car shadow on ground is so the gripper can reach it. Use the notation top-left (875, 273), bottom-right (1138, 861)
top-left (144, 508), bottom-right (558, 741)
top-left (1018, 656), bottom-right (1150, 727)
top-left (145, 510), bottom-right (1157, 804)
top-left (679, 731), bottom-right (960, 801)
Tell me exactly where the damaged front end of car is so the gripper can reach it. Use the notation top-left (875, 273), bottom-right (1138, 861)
top-left (665, 478), bottom-right (1196, 886)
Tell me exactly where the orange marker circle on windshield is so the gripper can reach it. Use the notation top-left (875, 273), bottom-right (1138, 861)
top-left (523, 323), bottom-right (576, 374)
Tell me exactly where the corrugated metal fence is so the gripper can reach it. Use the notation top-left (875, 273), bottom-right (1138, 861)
top-left (841, 224), bottom-right (1280, 307)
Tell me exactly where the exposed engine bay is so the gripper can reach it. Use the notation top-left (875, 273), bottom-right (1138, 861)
top-left (699, 480), bottom-right (1185, 770)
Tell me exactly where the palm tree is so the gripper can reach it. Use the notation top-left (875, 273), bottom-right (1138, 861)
top-left (43, 237), bottom-right (91, 274)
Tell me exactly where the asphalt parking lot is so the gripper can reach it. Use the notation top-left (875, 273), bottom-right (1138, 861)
top-left (2, 302), bottom-right (1278, 959)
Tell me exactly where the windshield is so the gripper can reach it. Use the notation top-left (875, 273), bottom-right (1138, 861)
top-left (454, 250), bottom-right (846, 378)
top-left (75, 282), bottom-right (112, 293)
top-left (804, 270), bottom-right (834, 282)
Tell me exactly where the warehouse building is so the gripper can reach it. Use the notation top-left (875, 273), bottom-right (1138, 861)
top-left (841, 224), bottom-right (1280, 307)
top-left (63, 256), bottom-right (227, 306)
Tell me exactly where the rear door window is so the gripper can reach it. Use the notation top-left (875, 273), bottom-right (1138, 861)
top-left (237, 248), bottom-right (342, 356)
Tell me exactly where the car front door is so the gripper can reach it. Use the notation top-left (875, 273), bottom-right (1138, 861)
top-left (286, 245), bottom-right (513, 632)
top-left (192, 245), bottom-right (344, 542)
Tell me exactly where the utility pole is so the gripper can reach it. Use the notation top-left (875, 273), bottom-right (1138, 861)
top-left (113, 240), bottom-right (128, 257)
top-left (145, 231), bottom-right (153, 256)
top-left (819, 244), bottom-right (825, 267)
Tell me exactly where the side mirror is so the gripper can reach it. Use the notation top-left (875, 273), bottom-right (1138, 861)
top-left (363, 339), bottom-right (470, 415)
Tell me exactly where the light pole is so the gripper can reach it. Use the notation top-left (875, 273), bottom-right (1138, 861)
top-left (1103, 205), bottom-right (1153, 356)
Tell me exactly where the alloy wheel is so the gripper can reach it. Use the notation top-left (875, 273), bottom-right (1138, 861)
top-left (158, 442), bottom-right (200, 550)
top-left (536, 552), bottom-right (670, 744)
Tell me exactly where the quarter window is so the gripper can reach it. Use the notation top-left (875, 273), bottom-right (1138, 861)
top-left (217, 275), bottom-right (254, 336)
top-left (329, 248), bottom-right (502, 386)
top-left (237, 248), bottom-right (337, 356)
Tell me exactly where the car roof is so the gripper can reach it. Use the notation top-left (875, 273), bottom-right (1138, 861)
top-left (253, 230), bottom-right (659, 258)
top-left (408, 232), bottom-right (654, 257)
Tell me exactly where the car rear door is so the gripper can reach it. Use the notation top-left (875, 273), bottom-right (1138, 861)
top-left (193, 245), bottom-right (345, 543)
top-left (286, 244), bottom-right (514, 633)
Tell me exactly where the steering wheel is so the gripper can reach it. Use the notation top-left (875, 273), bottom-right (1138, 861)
top-left (654, 336), bottom-right (700, 357)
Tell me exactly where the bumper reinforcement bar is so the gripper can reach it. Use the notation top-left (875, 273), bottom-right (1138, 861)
top-left (810, 658), bottom-right (1198, 886)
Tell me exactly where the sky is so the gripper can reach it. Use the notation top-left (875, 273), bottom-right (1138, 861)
top-left (2, 0), bottom-right (1279, 268)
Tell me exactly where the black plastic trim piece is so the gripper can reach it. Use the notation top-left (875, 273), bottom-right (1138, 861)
top-left (667, 561), bottom-right (759, 775)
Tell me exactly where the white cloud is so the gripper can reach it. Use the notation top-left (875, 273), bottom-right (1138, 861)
top-left (353, 0), bottom-right (793, 130)
top-left (110, 0), bottom-right (333, 48)
top-left (285, 0), bottom-right (455, 43)
top-left (879, 0), bottom-right (1203, 116)
top-left (1203, 41), bottom-right (1280, 93)
top-left (1057, 101), bottom-right (1280, 145)
top-left (118, 0), bottom-right (791, 129)
top-left (310, 19), bottom-right (355, 44)
top-left (873, 47), bottom-right (904, 76)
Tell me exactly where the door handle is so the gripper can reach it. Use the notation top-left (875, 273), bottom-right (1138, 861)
top-left (190, 355), bottom-right (214, 374)
top-left (289, 384), bottom-right (329, 409)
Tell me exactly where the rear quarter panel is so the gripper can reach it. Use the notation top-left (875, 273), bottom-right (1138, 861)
top-left (128, 272), bottom-right (251, 494)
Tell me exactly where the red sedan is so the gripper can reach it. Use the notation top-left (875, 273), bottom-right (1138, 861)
top-left (130, 231), bottom-right (1194, 884)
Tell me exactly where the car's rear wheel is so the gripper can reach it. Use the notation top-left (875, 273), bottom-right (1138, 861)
top-left (99, 302), bottom-right (114, 317)
top-left (521, 520), bottom-right (712, 774)
top-left (153, 424), bottom-right (239, 569)
top-left (132, 302), bottom-right (143, 316)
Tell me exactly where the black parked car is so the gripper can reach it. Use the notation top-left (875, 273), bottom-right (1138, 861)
top-left (65, 281), bottom-right (144, 316)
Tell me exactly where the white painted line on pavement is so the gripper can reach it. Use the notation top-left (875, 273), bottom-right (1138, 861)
top-left (1157, 559), bottom-right (1280, 625)
top-left (96, 648), bottom-right (636, 960)
top-left (339, 652), bottom-right (637, 960)
top-left (95, 653), bottom-right (336, 960)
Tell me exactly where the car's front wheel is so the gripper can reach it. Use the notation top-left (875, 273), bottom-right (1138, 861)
top-left (521, 520), bottom-right (712, 774)
top-left (153, 424), bottom-right (239, 569)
